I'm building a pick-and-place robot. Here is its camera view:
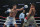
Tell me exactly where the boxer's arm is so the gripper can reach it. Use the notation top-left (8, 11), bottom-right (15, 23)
top-left (27, 9), bottom-right (32, 17)
top-left (32, 8), bottom-right (36, 16)
top-left (22, 22), bottom-right (25, 27)
top-left (16, 8), bottom-right (24, 11)
top-left (16, 5), bottom-right (28, 11)
top-left (27, 8), bottom-right (32, 20)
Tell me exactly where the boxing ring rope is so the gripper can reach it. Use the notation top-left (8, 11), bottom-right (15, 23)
top-left (0, 20), bottom-right (40, 24)
top-left (0, 16), bottom-right (40, 24)
top-left (0, 16), bottom-right (40, 18)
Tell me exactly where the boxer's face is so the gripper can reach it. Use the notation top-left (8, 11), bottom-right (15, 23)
top-left (13, 5), bottom-right (17, 9)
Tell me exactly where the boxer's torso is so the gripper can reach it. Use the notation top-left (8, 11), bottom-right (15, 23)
top-left (28, 8), bottom-right (35, 24)
top-left (11, 9), bottom-right (17, 17)
top-left (31, 11), bottom-right (34, 16)
top-left (31, 8), bottom-right (35, 16)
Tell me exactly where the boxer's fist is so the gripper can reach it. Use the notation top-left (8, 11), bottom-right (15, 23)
top-left (5, 9), bottom-right (11, 13)
top-left (24, 5), bottom-right (28, 8)
top-left (24, 18), bottom-right (27, 22)
top-left (26, 13), bottom-right (29, 15)
top-left (7, 9), bottom-right (11, 12)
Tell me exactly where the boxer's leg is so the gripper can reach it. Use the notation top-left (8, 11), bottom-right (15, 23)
top-left (4, 19), bottom-right (12, 27)
top-left (32, 21), bottom-right (38, 27)
top-left (23, 22), bottom-right (29, 27)
top-left (3, 24), bottom-right (5, 27)
top-left (12, 18), bottom-right (18, 27)
top-left (31, 16), bottom-right (38, 27)
top-left (20, 19), bottom-right (24, 27)
top-left (26, 21), bottom-right (29, 27)
top-left (7, 25), bottom-right (9, 27)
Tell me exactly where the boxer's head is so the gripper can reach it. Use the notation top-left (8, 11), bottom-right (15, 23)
top-left (13, 4), bottom-right (17, 9)
top-left (31, 3), bottom-right (35, 8)
top-left (11, 4), bottom-right (17, 9)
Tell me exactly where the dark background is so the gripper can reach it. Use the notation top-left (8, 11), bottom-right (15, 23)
top-left (0, 0), bottom-right (40, 26)
top-left (0, 0), bottom-right (40, 17)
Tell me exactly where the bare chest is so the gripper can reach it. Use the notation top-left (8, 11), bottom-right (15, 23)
top-left (12, 10), bottom-right (17, 15)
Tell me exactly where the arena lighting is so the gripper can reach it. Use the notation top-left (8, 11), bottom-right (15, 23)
top-left (0, 16), bottom-right (40, 18)
top-left (30, 3), bottom-right (31, 4)
top-left (18, 4), bottom-right (24, 5)
top-left (2, 5), bottom-right (9, 7)
top-left (36, 2), bottom-right (40, 3)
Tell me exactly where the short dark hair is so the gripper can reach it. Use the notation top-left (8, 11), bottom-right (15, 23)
top-left (31, 3), bottom-right (36, 6)
top-left (10, 4), bottom-right (16, 9)
top-left (13, 4), bottom-right (16, 6)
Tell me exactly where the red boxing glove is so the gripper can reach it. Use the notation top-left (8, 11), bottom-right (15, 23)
top-left (25, 17), bottom-right (27, 19)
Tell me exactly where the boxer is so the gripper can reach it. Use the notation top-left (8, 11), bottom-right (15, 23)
top-left (3, 4), bottom-right (28, 27)
top-left (22, 3), bottom-right (38, 27)
top-left (26, 3), bottom-right (38, 27)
